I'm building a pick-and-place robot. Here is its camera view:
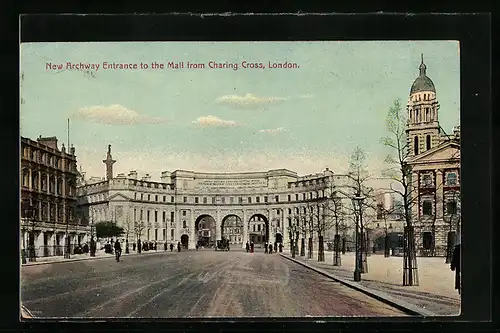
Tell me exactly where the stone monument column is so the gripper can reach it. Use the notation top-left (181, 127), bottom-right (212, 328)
top-left (189, 210), bottom-right (196, 249)
top-left (216, 209), bottom-right (221, 241)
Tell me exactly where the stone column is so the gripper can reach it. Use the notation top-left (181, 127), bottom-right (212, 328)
top-left (242, 209), bottom-right (248, 248)
top-left (46, 174), bottom-right (50, 194)
top-left (282, 207), bottom-right (288, 248)
top-left (28, 169), bottom-right (32, 189)
top-left (268, 209), bottom-right (275, 244)
top-left (436, 170), bottom-right (444, 222)
top-left (216, 209), bottom-right (221, 241)
top-left (189, 210), bottom-right (196, 249)
top-left (175, 209), bottom-right (181, 242)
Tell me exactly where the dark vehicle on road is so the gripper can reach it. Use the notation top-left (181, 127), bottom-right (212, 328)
top-left (215, 238), bottom-right (230, 251)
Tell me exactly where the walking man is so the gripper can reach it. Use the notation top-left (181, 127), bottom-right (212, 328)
top-left (170, 243), bottom-right (174, 252)
top-left (245, 241), bottom-right (250, 253)
top-left (450, 242), bottom-right (461, 295)
top-left (114, 239), bottom-right (122, 262)
top-left (177, 242), bottom-right (181, 252)
top-left (264, 243), bottom-right (268, 254)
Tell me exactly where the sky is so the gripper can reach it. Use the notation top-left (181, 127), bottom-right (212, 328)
top-left (20, 41), bottom-right (460, 181)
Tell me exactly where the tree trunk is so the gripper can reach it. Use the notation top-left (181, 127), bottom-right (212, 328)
top-left (317, 235), bottom-right (325, 262)
top-left (333, 234), bottom-right (341, 266)
top-left (300, 238), bottom-right (305, 256)
top-left (308, 237), bottom-right (313, 259)
top-left (403, 226), bottom-right (419, 286)
top-left (384, 234), bottom-right (390, 258)
top-left (341, 237), bottom-right (346, 254)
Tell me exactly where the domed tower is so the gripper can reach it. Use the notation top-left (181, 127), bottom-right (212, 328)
top-left (406, 54), bottom-right (441, 157)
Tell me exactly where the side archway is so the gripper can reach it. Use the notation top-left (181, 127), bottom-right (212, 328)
top-left (180, 234), bottom-right (189, 249)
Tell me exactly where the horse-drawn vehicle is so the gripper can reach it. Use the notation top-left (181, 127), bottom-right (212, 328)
top-left (215, 238), bottom-right (230, 251)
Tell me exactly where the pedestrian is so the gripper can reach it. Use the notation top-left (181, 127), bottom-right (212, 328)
top-left (450, 243), bottom-right (461, 295)
top-left (170, 243), bottom-right (174, 252)
top-left (279, 243), bottom-right (283, 253)
top-left (164, 242), bottom-right (167, 251)
top-left (274, 242), bottom-right (277, 253)
top-left (114, 239), bottom-right (122, 262)
top-left (133, 242), bottom-right (136, 251)
top-left (177, 242), bottom-right (181, 252)
top-left (268, 244), bottom-right (273, 254)
top-left (196, 244), bottom-right (199, 251)
top-left (245, 241), bottom-right (250, 253)
top-left (264, 243), bottom-right (268, 254)
top-left (250, 242), bottom-right (254, 253)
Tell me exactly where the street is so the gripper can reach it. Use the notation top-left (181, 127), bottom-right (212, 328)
top-left (21, 249), bottom-right (407, 318)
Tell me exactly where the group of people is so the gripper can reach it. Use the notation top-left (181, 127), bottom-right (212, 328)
top-left (245, 241), bottom-right (283, 254)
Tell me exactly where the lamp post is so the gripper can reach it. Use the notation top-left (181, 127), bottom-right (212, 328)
top-left (352, 194), bottom-right (365, 282)
top-left (333, 199), bottom-right (341, 266)
top-left (89, 209), bottom-right (96, 257)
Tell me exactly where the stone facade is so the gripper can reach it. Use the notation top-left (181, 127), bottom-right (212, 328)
top-left (77, 153), bottom-right (357, 250)
top-left (406, 56), bottom-right (461, 257)
top-left (20, 136), bottom-right (90, 257)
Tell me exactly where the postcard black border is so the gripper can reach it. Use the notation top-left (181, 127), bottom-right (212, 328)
top-left (8, 12), bottom-right (493, 332)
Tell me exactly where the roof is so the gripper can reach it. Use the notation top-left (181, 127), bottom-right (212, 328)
top-left (410, 56), bottom-right (436, 95)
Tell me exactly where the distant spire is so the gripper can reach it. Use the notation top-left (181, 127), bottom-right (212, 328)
top-left (419, 53), bottom-right (427, 76)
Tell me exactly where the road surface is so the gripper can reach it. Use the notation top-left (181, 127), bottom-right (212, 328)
top-left (21, 249), bottom-right (407, 318)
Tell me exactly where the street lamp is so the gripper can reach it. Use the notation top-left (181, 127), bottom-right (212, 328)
top-left (352, 194), bottom-right (365, 282)
top-left (89, 209), bottom-right (96, 257)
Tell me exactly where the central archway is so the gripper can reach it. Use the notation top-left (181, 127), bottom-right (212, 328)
top-left (180, 234), bottom-right (189, 249)
top-left (221, 215), bottom-right (243, 245)
top-left (195, 214), bottom-right (216, 248)
top-left (248, 214), bottom-right (269, 248)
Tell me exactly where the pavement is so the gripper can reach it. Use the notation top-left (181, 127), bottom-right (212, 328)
top-left (281, 250), bottom-right (461, 316)
top-left (21, 248), bottom-right (408, 318)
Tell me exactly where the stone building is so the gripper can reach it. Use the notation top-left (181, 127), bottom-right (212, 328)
top-left (20, 136), bottom-right (90, 257)
top-left (76, 146), bottom-right (356, 250)
top-left (406, 55), bottom-right (461, 256)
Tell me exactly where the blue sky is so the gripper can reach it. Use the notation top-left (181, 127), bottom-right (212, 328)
top-left (20, 41), bottom-right (460, 180)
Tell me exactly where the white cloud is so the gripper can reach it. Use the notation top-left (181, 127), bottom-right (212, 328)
top-left (73, 104), bottom-right (167, 125)
top-left (192, 115), bottom-right (238, 127)
top-left (297, 94), bottom-right (315, 99)
top-left (258, 127), bottom-right (288, 134)
top-left (215, 93), bottom-right (288, 109)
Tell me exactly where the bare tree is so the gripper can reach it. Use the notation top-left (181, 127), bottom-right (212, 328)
top-left (380, 99), bottom-right (419, 286)
top-left (134, 220), bottom-right (147, 253)
top-left (123, 214), bottom-right (133, 254)
top-left (21, 199), bottom-right (42, 262)
top-left (305, 201), bottom-right (315, 259)
top-left (287, 213), bottom-right (301, 258)
top-left (314, 200), bottom-right (331, 262)
top-left (298, 208), bottom-right (307, 257)
top-left (323, 178), bottom-right (345, 265)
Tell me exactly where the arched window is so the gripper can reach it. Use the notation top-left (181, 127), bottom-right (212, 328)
top-left (414, 136), bottom-right (419, 155)
top-left (416, 109), bottom-right (419, 122)
top-left (426, 135), bottom-right (431, 150)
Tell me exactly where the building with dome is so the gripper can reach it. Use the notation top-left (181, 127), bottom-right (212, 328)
top-left (406, 55), bottom-right (461, 257)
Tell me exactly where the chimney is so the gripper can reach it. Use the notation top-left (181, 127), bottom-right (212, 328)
top-left (37, 136), bottom-right (59, 150)
top-left (128, 170), bottom-right (138, 179)
top-left (142, 173), bottom-right (151, 181)
top-left (161, 170), bottom-right (171, 182)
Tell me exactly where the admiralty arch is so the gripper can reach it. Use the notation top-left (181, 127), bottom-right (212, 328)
top-left (77, 160), bottom-right (348, 250)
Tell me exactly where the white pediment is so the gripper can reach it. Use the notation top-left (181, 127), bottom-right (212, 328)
top-left (108, 193), bottom-right (131, 201)
top-left (408, 141), bottom-right (460, 165)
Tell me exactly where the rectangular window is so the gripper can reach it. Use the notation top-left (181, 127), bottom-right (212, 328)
top-left (212, 197), bottom-right (216, 204)
top-left (182, 220), bottom-right (186, 228)
top-left (171, 196), bottom-right (174, 203)
top-left (230, 197), bottom-right (234, 204)
top-left (141, 194), bottom-right (144, 200)
top-left (258, 225), bottom-right (261, 232)
top-left (221, 197), bottom-right (225, 203)
top-left (195, 197), bottom-right (199, 203)
top-left (162, 211), bottom-right (166, 222)
top-left (302, 193), bottom-right (306, 200)
top-left (422, 232), bottom-right (433, 250)
top-left (171, 229), bottom-right (174, 238)
top-left (447, 201), bottom-right (457, 215)
top-left (277, 220), bottom-right (280, 228)
top-left (446, 172), bottom-right (458, 186)
top-left (155, 229), bottom-right (158, 241)
top-left (264, 196), bottom-right (268, 203)
top-left (147, 211), bottom-right (150, 222)
top-left (163, 196), bottom-right (166, 202)
top-left (422, 174), bottom-right (432, 186)
top-left (134, 193), bottom-right (137, 199)
top-left (288, 208), bottom-right (291, 214)
top-left (253, 225), bottom-right (256, 232)
top-left (256, 197), bottom-right (260, 203)
top-left (155, 195), bottom-right (158, 202)
top-left (183, 197), bottom-right (187, 203)
top-left (148, 194), bottom-right (151, 201)
top-left (155, 211), bottom-right (158, 222)
top-left (295, 194), bottom-right (299, 201)
top-left (288, 195), bottom-right (291, 202)
top-left (171, 211), bottom-right (174, 223)
top-left (162, 229), bottom-right (166, 240)
top-left (248, 197), bottom-right (252, 204)
top-left (183, 210), bottom-right (186, 216)
top-left (422, 201), bottom-right (432, 216)
top-left (275, 195), bottom-right (279, 203)
top-left (239, 197), bottom-right (243, 203)
top-left (134, 209), bottom-right (137, 220)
